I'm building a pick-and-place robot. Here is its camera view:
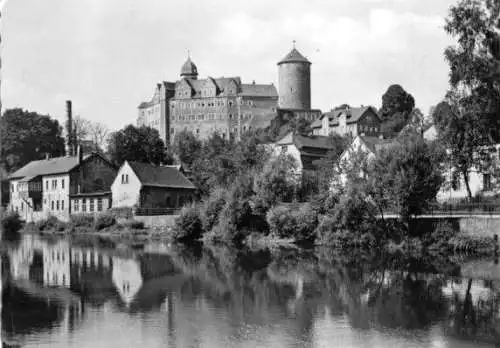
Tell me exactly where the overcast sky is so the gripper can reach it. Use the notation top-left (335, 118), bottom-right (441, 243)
top-left (2, 0), bottom-right (456, 131)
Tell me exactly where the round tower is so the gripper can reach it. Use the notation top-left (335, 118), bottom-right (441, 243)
top-left (277, 43), bottom-right (311, 109)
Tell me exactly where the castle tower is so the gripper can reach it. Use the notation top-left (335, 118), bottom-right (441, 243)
top-left (277, 43), bottom-right (311, 109)
top-left (180, 53), bottom-right (198, 80)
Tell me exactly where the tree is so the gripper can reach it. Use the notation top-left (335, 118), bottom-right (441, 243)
top-left (106, 125), bottom-right (167, 166)
top-left (379, 85), bottom-right (416, 136)
top-left (88, 122), bottom-right (109, 153)
top-left (71, 115), bottom-right (91, 147)
top-left (253, 154), bottom-right (298, 212)
top-left (1, 108), bottom-right (65, 173)
top-left (379, 84), bottom-right (415, 122)
top-left (367, 135), bottom-right (445, 225)
top-left (434, 0), bottom-right (500, 198)
top-left (172, 130), bottom-right (202, 168)
top-left (444, 0), bottom-right (500, 142)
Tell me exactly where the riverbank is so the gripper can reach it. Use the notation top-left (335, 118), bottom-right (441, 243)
top-left (3, 211), bottom-right (499, 257)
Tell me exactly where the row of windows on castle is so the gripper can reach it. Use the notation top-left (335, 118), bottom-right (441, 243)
top-left (171, 99), bottom-right (256, 109)
top-left (172, 125), bottom-right (254, 137)
top-left (173, 112), bottom-right (254, 122)
top-left (140, 99), bottom-right (257, 118)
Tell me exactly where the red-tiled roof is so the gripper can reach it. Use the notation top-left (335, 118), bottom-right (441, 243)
top-left (128, 161), bottom-right (196, 190)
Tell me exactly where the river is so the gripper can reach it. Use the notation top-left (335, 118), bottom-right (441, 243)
top-left (1, 234), bottom-right (500, 347)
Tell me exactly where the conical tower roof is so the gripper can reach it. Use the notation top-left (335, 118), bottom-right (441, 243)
top-left (278, 47), bottom-right (311, 65)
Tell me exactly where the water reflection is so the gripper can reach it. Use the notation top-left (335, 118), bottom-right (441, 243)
top-left (1, 234), bottom-right (500, 347)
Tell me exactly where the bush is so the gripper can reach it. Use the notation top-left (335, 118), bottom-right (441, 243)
top-left (266, 203), bottom-right (318, 242)
top-left (173, 204), bottom-right (203, 242)
top-left (70, 214), bottom-right (94, 228)
top-left (200, 187), bottom-right (226, 232)
top-left (266, 205), bottom-right (296, 238)
top-left (36, 216), bottom-right (67, 232)
top-left (94, 213), bottom-right (116, 231)
top-left (123, 220), bottom-right (145, 229)
top-left (316, 214), bottom-right (376, 248)
top-left (424, 221), bottom-right (458, 250)
top-left (1, 211), bottom-right (23, 235)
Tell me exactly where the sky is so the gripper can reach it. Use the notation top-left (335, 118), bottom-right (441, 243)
top-left (1, 0), bottom-right (457, 131)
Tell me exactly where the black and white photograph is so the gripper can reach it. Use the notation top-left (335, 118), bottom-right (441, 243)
top-left (1, 0), bottom-right (500, 347)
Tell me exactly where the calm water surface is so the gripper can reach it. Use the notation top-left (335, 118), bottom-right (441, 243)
top-left (2, 234), bottom-right (500, 347)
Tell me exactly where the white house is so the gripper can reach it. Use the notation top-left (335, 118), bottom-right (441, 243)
top-left (311, 106), bottom-right (381, 137)
top-left (272, 132), bottom-right (337, 175)
top-left (8, 151), bottom-right (117, 222)
top-left (111, 161), bottom-right (196, 209)
top-left (437, 143), bottom-right (500, 202)
top-left (335, 135), bottom-right (396, 187)
top-left (112, 257), bottom-right (143, 306)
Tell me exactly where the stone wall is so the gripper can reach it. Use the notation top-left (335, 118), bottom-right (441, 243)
top-left (133, 214), bottom-right (179, 229)
top-left (459, 217), bottom-right (500, 239)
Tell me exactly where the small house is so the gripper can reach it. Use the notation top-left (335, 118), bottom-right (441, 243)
top-left (311, 106), bottom-right (381, 137)
top-left (111, 161), bottom-right (196, 209)
top-left (8, 150), bottom-right (117, 222)
top-left (273, 132), bottom-right (337, 175)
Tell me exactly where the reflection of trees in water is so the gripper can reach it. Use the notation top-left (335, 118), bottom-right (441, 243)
top-left (2, 285), bottom-right (64, 338)
top-left (166, 245), bottom-right (500, 345)
top-left (446, 278), bottom-right (500, 344)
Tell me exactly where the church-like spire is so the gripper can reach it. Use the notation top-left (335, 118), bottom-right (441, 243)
top-left (180, 51), bottom-right (198, 79)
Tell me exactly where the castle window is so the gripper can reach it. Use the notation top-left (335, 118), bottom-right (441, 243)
top-left (62, 179), bottom-right (65, 189)
top-left (52, 201), bottom-right (55, 210)
top-left (61, 200), bottom-right (64, 211)
top-left (90, 199), bottom-right (95, 212)
top-left (74, 199), bottom-right (79, 212)
top-left (82, 199), bottom-right (87, 212)
top-left (229, 114), bottom-right (233, 120)
top-left (56, 200), bottom-right (60, 210)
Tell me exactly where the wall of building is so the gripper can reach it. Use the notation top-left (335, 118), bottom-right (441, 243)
top-left (70, 196), bottom-right (111, 215)
top-left (111, 162), bottom-right (142, 208)
top-left (70, 156), bottom-right (117, 195)
top-left (43, 174), bottom-right (71, 221)
top-left (170, 96), bottom-right (233, 141)
top-left (278, 62), bottom-right (311, 109)
top-left (141, 186), bottom-right (194, 208)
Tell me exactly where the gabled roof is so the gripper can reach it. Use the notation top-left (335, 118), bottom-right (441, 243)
top-left (240, 83), bottom-right (278, 97)
top-left (127, 161), bottom-right (196, 190)
top-left (316, 106), bottom-right (380, 127)
top-left (278, 48), bottom-right (311, 65)
top-left (9, 154), bottom-right (93, 180)
top-left (276, 132), bottom-right (335, 150)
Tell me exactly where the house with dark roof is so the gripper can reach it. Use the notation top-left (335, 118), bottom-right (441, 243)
top-left (8, 150), bottom-right (117, 222)
top-left (111, 161), bottom-right (196, 209)
top-left (312, 106), bottom-right (381, 138)
top-left (273, 132), bottom-right (336, 174)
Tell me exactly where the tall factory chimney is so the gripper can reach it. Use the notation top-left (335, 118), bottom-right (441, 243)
top-left (65, 100), bottom-right (73, 156)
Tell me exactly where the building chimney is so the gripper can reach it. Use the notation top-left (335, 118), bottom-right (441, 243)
top-left (65, 100), bottom-right (73, 156)
top-left (77, 145), bottom-right (82, 164)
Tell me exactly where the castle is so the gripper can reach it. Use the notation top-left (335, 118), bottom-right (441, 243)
top-left (137, 44), bottom-right (321, 144)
